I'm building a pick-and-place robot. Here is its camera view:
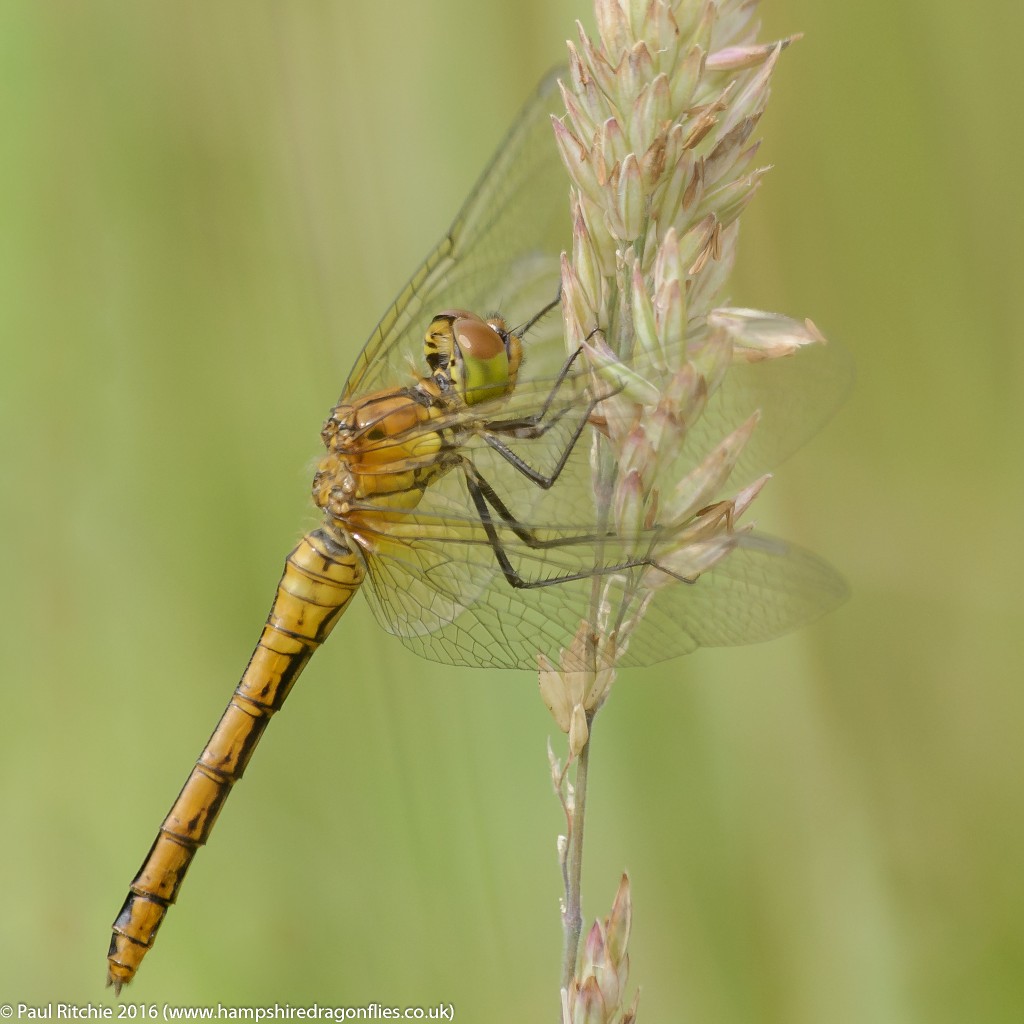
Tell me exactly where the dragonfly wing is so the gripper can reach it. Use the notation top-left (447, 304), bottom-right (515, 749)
top-left (690, 338), bottom-right (854, 491)
top-left (613, 532), bottom-right (848, 666)
top-left (358, 463), bottom-right (847, 669)
top-left (354, 494), bottom-right (497, 642)
top-left (342, 68), bottom-right (570, 401)
top-left (358, 516), bottom-right (620, 671)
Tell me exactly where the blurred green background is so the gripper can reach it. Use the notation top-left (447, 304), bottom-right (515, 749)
top-left (3, 1), bottom-right (1021, 1020)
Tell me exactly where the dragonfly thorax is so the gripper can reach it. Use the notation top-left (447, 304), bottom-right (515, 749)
top-left (311, 307), bottom-right (525, 537)
top-left (313, 381), bottom-right (454, 521)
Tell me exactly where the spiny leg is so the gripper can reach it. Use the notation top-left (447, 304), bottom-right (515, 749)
top-left (458, 459), bottom-right (682, 591)
top-left (483, 346), bottom-right (586, 438)
top-left (481, 345), bottom-right (626, 489)
top-left (482, 383), bottom-right (599, 489)
top-left (511, 286), bottom-right (562, 338)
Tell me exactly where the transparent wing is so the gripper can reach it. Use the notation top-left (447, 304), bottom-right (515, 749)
top-left (359, 495), bottom-right (847, 670)
top-left (621, 533), bottom-right (849, 658)
top-left (689, 339), bottom-right (854, 491)
top-left (341, 68), bottom-right (570, 401)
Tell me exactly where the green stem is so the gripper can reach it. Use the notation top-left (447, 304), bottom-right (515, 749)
top-left (560, 714), bottom-right (594, 994)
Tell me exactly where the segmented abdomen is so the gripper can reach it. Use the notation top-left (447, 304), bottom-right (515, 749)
top-left (107, 526), bottom-right (363, 992)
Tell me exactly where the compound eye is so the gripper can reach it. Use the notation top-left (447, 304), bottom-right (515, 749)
top-left (451, 315), bottom-right (512, 406)
top-left (454, 317), bottom-right (504, 362)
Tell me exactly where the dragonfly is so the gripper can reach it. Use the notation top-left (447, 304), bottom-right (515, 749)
top-left (106, 69), bottom-right (849, 992)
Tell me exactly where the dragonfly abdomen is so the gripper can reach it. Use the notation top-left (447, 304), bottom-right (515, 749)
top-left (107, 527), bottom-right (364, 993)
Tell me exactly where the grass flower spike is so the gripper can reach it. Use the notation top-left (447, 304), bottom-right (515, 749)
top-left (561, 875), bottom-right (640, 1024)
top-left (545, 0), bottom-right (842, 1007)
top-left (555, 0), bottom-right (816, 656)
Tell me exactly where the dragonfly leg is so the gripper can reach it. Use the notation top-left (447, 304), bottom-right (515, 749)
top-left (510, 286), bottom-right (562, 338)
top-left (484, 346), bottom-right (586, 436)
top-left (481, 346), bottom-right (626, 489)
top-left (462, 461), bottom-right (576, 549)
top-left (460, 459), bottom-right (666, 590)
top-left (482, 390), bottom-right (595, 489)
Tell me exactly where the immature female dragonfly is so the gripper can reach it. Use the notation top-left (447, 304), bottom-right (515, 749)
top-left (107, 70), bottom-right (848, 991)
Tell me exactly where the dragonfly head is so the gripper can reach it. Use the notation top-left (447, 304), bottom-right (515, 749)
top-left (424, 310), bottom-right (522, 406)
